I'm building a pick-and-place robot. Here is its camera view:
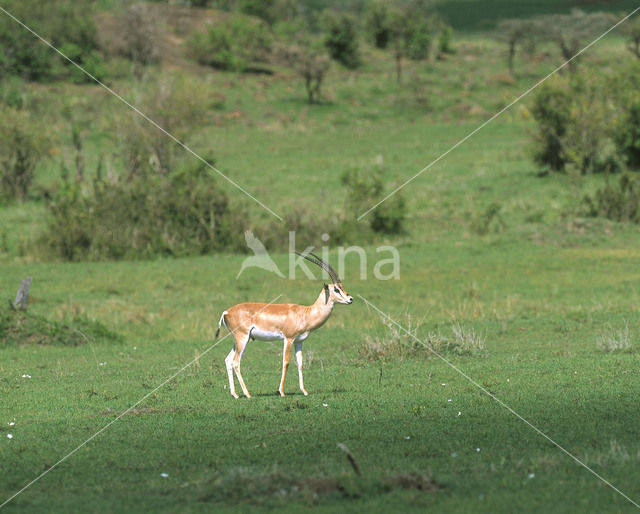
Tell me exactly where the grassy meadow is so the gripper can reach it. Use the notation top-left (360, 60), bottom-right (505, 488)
top-left (2, 1), bottom-right (640, 512)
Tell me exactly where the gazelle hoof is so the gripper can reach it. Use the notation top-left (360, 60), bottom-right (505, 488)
top-left (231, 393), bottom-right (239, 399)
top-left (301, 390), bottom-right (309, 396)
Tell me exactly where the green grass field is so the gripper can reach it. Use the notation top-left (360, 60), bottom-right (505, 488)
top-left (2, 1), bottom-right (640, 512)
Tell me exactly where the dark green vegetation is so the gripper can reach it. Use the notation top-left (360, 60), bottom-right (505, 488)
top-left (1, 0), bottom-right (640, 512)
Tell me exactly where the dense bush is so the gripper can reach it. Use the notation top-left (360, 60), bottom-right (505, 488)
top-left (0, 106), bottom-right (46, 202)
top-left (531, 71), bottom-right (625, 175)
top-left (41, 162), bottom-right (246, 261)
top-left (341, 168), bottom-right (407, 235)
top-left (583, 173), bottom-right (640, 224)
top-left (0, 0), bottom-right (102, 82)
top-left (186, 15), bottom-right (272, 71)
top-left (616, 100), bottom-right (640, 170)
top-left (530, 81), bottom-right (572, 173)
top-left (323, 10), bottom-right (360, 69)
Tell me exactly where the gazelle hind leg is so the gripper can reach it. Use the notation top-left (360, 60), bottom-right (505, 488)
top-left (278, 338), bottom-right (293, 397)
top-left (232, 331), bottom-right (252, 398)
top-left (295, 342), bottom-right (308, 396)
top-left (224, 348), bottom-right (238, 398)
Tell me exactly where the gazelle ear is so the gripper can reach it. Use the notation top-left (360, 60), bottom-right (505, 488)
top-left (324, 283), bottom-right (329, 304)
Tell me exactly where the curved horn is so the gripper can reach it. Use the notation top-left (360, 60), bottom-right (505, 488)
top-left (295, 251), bottom-right (340, 283)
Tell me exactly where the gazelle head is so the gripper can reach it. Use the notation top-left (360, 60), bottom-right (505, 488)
top-left (296, 251), bottom-right (354, 305)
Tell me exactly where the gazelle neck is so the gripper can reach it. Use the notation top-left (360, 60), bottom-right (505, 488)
top-left (305, 288), bottom-right (334, 330)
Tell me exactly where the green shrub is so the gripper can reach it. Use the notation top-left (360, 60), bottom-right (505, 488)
top-left (531, 72), bottom-right (621, 175)
top-left (0, 106), bottom-right (46, 202)
top-left (365, 0), bottom-right (392, 49)
top-left (59, 43), bottom-right (108, 84)
top-left (403, 15), bottom-right (433, 61)
top-left (323, 10), bottom-right (360, 69)
top-left (0, 0), bottom-right (100, 82)
top-left (583, 173), bottom-right (640, 224)
top-left (186, 15), bottom-right (272, 72)
top-left (531, 81), bottom-right (572, 173)
top-left (341, 168), bottom-right (407, 235)
top-left (437, 24), bottom-right (453, 55)
top-left (616, 100), bottom-right (640, 170)
top-left (40, 161), bottom-right (246, 261)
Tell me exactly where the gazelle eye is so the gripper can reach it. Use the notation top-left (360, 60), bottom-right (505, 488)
top-left (334, 287), bottom-right (340, 294)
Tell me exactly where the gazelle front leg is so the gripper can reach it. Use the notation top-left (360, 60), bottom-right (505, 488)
top-left (278, 338), bottom-right (293, 397)
top-left (295, 342), bottom-right (308, 396)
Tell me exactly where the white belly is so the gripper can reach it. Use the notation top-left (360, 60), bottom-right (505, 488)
top-left (250, 326), bottom-right (284, 341)
top-left (294, 332), bottom-right (310, 343)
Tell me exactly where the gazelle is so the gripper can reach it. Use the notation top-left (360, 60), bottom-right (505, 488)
top-left (216, 251), bottom-right (353, 398)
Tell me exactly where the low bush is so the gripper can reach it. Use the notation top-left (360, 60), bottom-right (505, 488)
top-left (39, 161), bottom-right (246, 261)
top-left (185, 15), bottom-right (272, 72)
top-left (531, 68), bottom-right (637, 175)
top-left (616, 99), bottom-right (640, 170)
top-left (583, 173), bottom-right (640, 224)
top-left (341, 168), bottom-right (407, 236)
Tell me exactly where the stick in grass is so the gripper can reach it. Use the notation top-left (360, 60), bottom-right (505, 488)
top-left (337, 443), bottom-right (362, 476)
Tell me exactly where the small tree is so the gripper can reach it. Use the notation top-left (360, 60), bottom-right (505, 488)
top-left (386, 2), bottom-right (437, 84)
top-left (495, 19), bottom-right (536, 75)
top-left (323, 10), bottom-right (360, 69)
top-left (538, 10), bottom-right (613, 73)
top-left (280, 43), bottom-right (330, 104)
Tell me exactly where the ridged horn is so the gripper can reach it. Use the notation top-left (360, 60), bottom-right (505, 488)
top-left (294, 251), bottom-right (340, 283)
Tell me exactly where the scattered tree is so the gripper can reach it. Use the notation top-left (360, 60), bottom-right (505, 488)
top-left (495, 19), bottom-right (537, 74)
top-left (537, 10), bottom-right (613, 73)
top-left (369, 1), bottom-right (440, 84)
top-left (280, 43), bottom-right (330, 104)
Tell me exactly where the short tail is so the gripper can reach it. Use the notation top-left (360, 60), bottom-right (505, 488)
top-left (215, 310), bottom-right (228, 339)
